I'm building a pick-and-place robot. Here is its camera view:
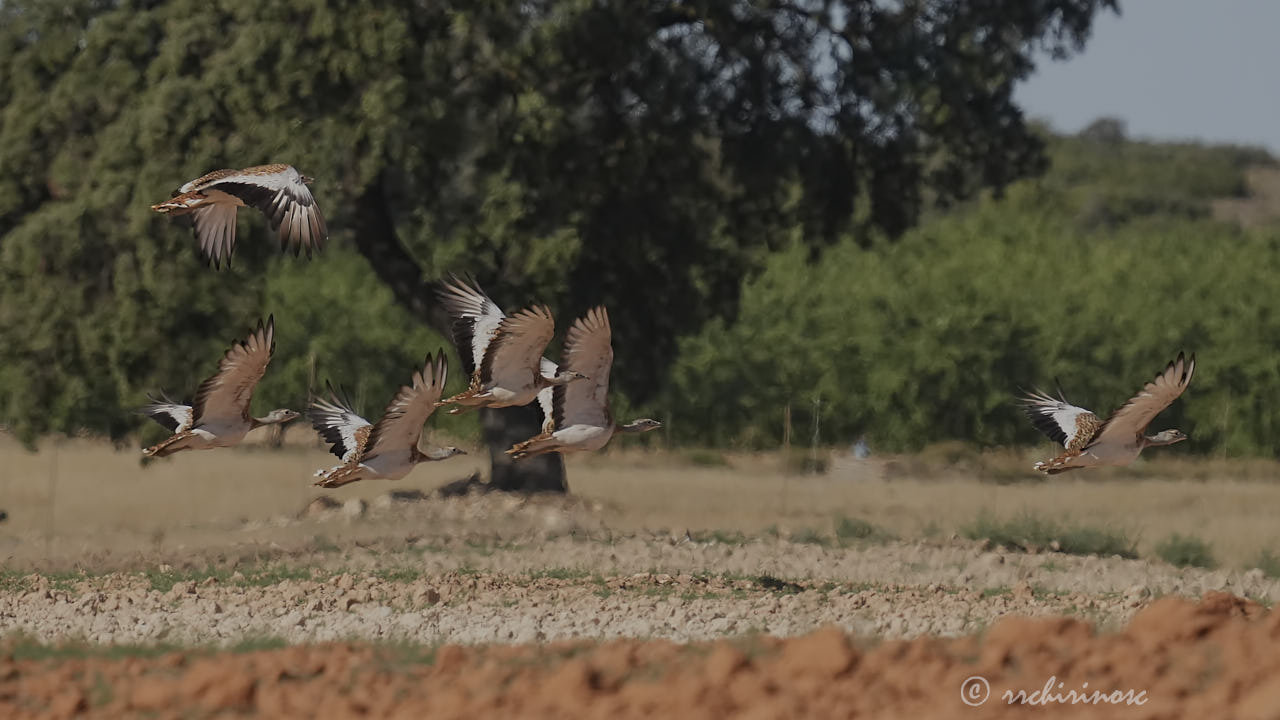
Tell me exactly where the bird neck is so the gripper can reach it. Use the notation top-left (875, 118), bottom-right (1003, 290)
top-left (618, 421), bottom-right (647, 434)
top-left (251, 415), bottom-right (284, 429)
top-left (416, 447), bottom-right (456, 462)
top-left (1142, 434), bottom-right (1177, 448)
top-left (545, 374), bottom-right (577, 387)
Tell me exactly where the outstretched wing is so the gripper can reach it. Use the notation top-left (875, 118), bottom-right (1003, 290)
top-left (436, 275), bottom-right (505, 377)
top-left (192, 164), bottom-right (326, 258)
top-left (554, 306), bottom-right (614, 430)
top-left (1089, 352), bottom-right (1196, 447)
top-left (364, 353), bottom-right (449, 460)
top-left (308, 382), bottom-right (373, 462)
top-left (191, 316), bottom-right (276, 427)
top-left (1019, 390), bottom-right (1101, 450)
top-left (140, 394), bottom-right (194, 433)
top-left (189, 201), bottom-right (240, 269)
top-left (480, 305), bottom-right (555, 390)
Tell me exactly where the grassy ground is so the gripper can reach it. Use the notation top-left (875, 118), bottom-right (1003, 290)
top-left (3, 435), bottom-right (1280, 568)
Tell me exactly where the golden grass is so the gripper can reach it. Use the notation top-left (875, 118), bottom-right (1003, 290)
top-left (4, 436), bottom-right (1280, 568)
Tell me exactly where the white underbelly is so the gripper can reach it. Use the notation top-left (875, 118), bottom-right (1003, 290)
top-left (484, 385), bottom-right (539, 408)
top-left (552, 425), bottom-right (614, 453)
top-left (1079, 441), bottom-right (1142, 467)
top-left (362, 451), bottom-right (415, 481)
top-left (193, 423), bottom-right (249, 448)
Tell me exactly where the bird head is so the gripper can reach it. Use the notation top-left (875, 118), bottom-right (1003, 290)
top-left (424, 446), bottom-right (467, 461)
top-left (622, 418), bottom-right (663, 433)
top-left (266, 408), bottom-right (301, 424)
top-left (1148, 429), bottom-right (1188, 446)
top-left (300, 175), bottom-right (314, 185)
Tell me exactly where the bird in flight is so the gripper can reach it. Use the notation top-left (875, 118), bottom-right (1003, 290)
top-left (140, 316), bottom-right (299, 458)
top-left (508, 306), bottom-right (661, 460)
top-left (1021, 352), bottom-right (1195, 475)
top-left (151, 164), bottom-right (326, 268)
top-left (434, 275), bottom-right (587, 414)
top-left (310, 352), bottom-right (466, 488)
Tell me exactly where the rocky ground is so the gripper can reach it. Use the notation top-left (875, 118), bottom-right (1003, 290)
top-left (2, 491), bottom-right (1279, 717)
top-left (1, 593), bottom-right (1277, 718)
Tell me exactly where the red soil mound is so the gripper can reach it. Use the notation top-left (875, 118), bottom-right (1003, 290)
top-left (1, 591), bottom-right (1275, 719)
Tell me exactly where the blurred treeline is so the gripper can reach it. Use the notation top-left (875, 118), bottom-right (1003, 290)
top-left (14, 0), bottom-right (1274, 457)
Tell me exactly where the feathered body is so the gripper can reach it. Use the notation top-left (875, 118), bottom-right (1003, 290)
top-left (508, 307), bottom-right (661, 460)
top-left (140, 317), bottom-right (298, 458)
top-left (434, 276), bottom-right (586, 413)
top-left (310, 353), bottom-right (465, 488)
top-left (152, 164), bottom-right (326, 268)
top-left (1021, 353), bottom-right (1195, 474)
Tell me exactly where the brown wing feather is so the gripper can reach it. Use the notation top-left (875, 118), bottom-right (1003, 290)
top-left (364, 353), bottom-right (448, 460)
top-left (479, 305), bottom-right (555, 387)
top-left (1088, 353), bottom-right (1196, 447)
top-left (556, 307), bottom-right (614, 430)
top-left (191, 316), bottom-right (276, 427)
top-left (184, 168), bottom-right (241, 191)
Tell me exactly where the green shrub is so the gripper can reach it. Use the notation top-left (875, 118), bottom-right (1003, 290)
top-left (1251, 549), bottom-right (1280, 578)
top-left (1155, 534), bottom-right (1217, 569)
top-left (962, 510), bottom-right (1137, 559)
top-left (834, 515), bottom-right (894, 544)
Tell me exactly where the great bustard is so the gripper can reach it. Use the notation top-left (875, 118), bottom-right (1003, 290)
top-left (508, 307), bottom-right (661, 460)
top-left (140, 316), bottom-right (299, 458)
top-left (1021, 352), bottom-right (1195, 475)
top-left (434, 275), bottom-right (586, 414)
top-left (310, 352), bottom-right (465, 488)
top-left (151, 164), bottom-right (326, 268)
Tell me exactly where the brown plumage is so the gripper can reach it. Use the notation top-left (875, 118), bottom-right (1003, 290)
top-left (1022, 353), bottom-right (1195, 475)
top-left (152, 163), bottom-right (326, 268)
top-left (141, 316), bottom-right (298, 458)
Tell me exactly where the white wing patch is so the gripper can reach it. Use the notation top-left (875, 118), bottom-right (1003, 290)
top-left (141, 396), bottom-right (193, 433)
top-left (536, 358), bottom-right (560, 432)
top-left (308, 386), bottom-right (372, 463)
top-left (1020, 391), bottom-right (1099, 449)
top-left (436, 276), bottom-right (505, 377)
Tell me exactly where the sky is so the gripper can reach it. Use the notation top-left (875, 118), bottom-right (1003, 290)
top-left (1015, 0), bottom-right (1280, 152)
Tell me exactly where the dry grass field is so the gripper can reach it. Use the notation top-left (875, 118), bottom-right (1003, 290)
top-left (3, 434), bottom-right (1280, 568)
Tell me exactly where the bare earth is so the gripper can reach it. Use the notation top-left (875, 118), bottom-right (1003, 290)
top-left (5, 439), bottom-right (1280, 716)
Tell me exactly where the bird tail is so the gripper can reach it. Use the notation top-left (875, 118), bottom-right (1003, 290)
top-left (1032, 450), bottom-right (1084, 475)
top-left (314, 463), bottom-right (367, 489)
top-left (142, 432), bottom-right (195, 458)
top-left (506, 432), bottom-right (558, 461)
top-left (435, 388), bottom-right (482, 414)
top-left (151, 191), bottom-right (205, 214)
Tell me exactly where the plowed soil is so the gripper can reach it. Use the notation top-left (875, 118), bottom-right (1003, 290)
top-left (0, 592), bottom-right (1275, 719)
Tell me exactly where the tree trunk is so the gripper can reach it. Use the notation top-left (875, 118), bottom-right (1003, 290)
top-left (483, 404), bottom-right (567, 492)
top-left (352, 175), bottom-right (568, 492)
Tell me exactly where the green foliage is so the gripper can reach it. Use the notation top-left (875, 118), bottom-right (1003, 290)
top-left (1155, 533), bottom-right (1217, 569)
top-left (0, 0), bottom-right (1116, 448)
top-left (962, 510), bottom-right (1137, 558)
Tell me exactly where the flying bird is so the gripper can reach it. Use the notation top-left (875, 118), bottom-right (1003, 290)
top-left (151, 164), bottom-right (326, 268)
top-left (1021, 352), bottom-right (1196, 475)
top-left (508, 307), bottom-right (661, 460)
top-left (310, 352), bottom-right (466, 488)
top-left (434, 275), bottom-right (587, 414)
top-left (140, 316), bottom-right (299, 458)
